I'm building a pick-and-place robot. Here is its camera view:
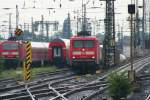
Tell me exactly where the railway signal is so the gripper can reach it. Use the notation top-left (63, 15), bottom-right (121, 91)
top-left (23, 41), bottom-right (32, 81)
top-left (14, 28), bottom-right (23, 36)
top-left (128, 3), bottom-right (136, 82)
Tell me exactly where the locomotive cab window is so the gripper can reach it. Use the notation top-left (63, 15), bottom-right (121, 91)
top-left (2, 43), bottom-right (18, 50)
top-left (73, 40), bottom-right (83, 48)
top-left (84, 40), bottom-right (94, 48)
top-left (73, 40), bottom-right (94, 48)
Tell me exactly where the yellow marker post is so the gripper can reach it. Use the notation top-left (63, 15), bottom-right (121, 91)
top-left (23, 61), bottom-right (26, 81)
top-left (26, 41), bottom-right (32, 63)
top-left (23, 41), bottom-right (32, 81)
top-left (75, 76), bottom-right (81, 80)
top-left (25, 61), bottom-right (31, 81)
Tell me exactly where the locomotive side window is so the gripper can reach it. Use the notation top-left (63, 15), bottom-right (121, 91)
top-left (84, 40), bottom-right (94, 48)
top-left (53, 47), bottom-right (61, 57)
top-left (2, 43), bottom-right (18, 50)
top-left (57, 48), bottom-right (61, 57)
top-left (73, 40), bottom-right (83, 48)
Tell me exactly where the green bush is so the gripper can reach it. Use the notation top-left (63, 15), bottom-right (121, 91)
top-left (107, 72), bottom-right (132, 100)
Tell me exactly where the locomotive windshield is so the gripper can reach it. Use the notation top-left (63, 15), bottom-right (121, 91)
top-left (2, 43), bottom-right (18, 50)
top-left (84, 40), bottom-right (94, 48)
top-left (73, 40), bottom-right (94, 48)
top-left (73, 40), bottom-right (83, 48)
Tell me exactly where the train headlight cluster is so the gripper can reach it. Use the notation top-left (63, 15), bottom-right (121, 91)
top-left (11, 52), bottom-right (19, 55)
top-left (2, 52), bottom-right (9, 55)
top-left (72, 56), bottom-right (75, 59)
top-left (85, 51), bottom-right (94, 55)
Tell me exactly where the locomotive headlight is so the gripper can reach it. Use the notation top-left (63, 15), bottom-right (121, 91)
top-left (92, 56), bottom-right (95, 59)
top-left (72, 56), bottom-right (75, 59)
top-left (82, 48), bottom-right (85, 51)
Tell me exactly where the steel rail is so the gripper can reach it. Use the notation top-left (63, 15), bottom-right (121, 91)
top-left (98, 56), bottom-right (150, 81)
top-left (25, 85), bottom-right (35, 100)
top-left (50, 56), bottom-right (150, 100)
top-left (1, 56), bottom-right (150, 100)
top-left (48, 83), bottom-right (68, 100)
top-left (82, 57), bottom-right (150, 99)
top-left (146, 94), bottom-right (150, 100)
top-left (83, 86), bottom-right (108, 100)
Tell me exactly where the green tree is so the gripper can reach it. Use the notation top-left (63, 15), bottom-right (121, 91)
top-left (107, 72), bottom-right (132, 100)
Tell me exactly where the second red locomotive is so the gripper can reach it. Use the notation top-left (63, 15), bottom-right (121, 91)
top-left (69, 36), bottom-right (101, 72)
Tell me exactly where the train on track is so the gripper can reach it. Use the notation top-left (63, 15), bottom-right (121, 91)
top-left (49, 35), bottom-right (126, 72)
top-left (69, 36), bottom-right (101, 72)
top-left (48, 38), bottom-right (70, 66)
top-left (0, 35), bottom-right (126, 72)
top-left (47, 36), bottom-right (102, 72)
top-left (0, 41), bottom-right (49, 68)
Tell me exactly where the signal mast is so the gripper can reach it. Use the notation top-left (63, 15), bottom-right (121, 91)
top-left (101, 0), bottom-right (116, 68)
top-left (77, 1), bottom-right (91, 36)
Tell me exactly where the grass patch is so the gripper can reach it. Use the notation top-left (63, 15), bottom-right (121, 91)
top-left (0, 65), bottom-right (59, 80)
top-left (31, 66), bottom-right (59, 77)
top-left (0, 69), bottom-right (21, 79)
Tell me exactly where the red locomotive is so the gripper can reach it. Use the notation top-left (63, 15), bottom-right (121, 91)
top-left (0, 41), bottom-right (22, 60)
top-left (48, 38), bottom-right (70, 66)
top-left (69, 36), bottom-right (101, 72)
top-left (0, 40), bottom-right (49, 68)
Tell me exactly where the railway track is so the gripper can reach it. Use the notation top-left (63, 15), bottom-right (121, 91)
top-left (0, 77), bottom-right (19, 88)
top-left (39, 56), bottom-right (150, 100)
top-left (33, 68), bottom-right (71, 80)
top-left (83, 56), bottom-right (150, 100)
top-left (0, 68), bottom-right (74, 100)
top-left (0, 56), bottom-right (150, 100)
top-left (60, 56), bottom-right (150, 100)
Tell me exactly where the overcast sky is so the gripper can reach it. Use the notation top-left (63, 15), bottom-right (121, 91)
top-left (0, 0), bottom-right (133, 21)
top-left (0, 0), bottom-right (147, 37)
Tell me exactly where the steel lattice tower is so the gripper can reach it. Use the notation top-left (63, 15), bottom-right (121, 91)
top-left (103, 0), bottom-right (116, 68)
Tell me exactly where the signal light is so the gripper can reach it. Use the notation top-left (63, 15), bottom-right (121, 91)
top-left (128, 4), bottom-right (135, 14)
